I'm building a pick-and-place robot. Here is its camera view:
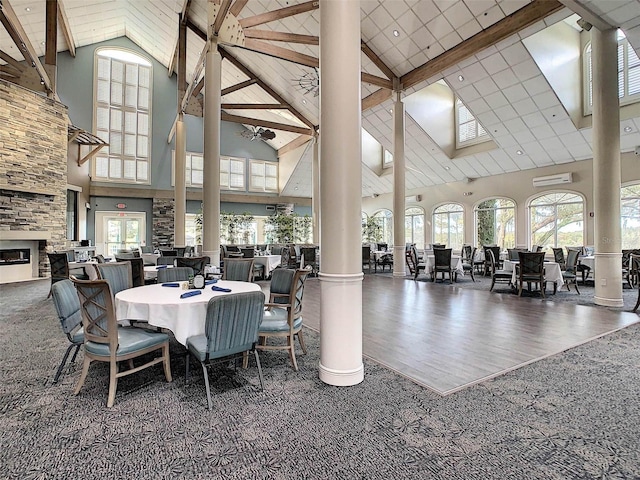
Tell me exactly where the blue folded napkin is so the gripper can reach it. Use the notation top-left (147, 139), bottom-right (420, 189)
top-left (205, 279), bottom-right (218, 285)
top-left (161, 283), bottom-right (180, 287)
top-left (156, 265), bottom-right (168, 269)
top-left (211, 285), bottom-right (231, 293)
top-left (180, 290), bottom-right (202, 299)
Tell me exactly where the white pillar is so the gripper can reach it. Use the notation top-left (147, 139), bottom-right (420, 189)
top-left (312, 134), bottom-right (320, 245)
top-left (392, 91), bottom-right (406, 277)
top-left (174, 115), bottom-right (187, 247)
top-left (203, 42), bottom-right (221, 267)
top-left (592, 28), bottom-right (623, 307)
top-left (318, 0), bottom-right (364, 387)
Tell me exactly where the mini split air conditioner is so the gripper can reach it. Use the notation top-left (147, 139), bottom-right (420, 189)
top-left (532, 172), bottom-right (573, 187)
top-left (405, 195), bottom-right (423, 203)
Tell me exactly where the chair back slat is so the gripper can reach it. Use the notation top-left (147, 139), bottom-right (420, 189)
top-left (115, 256), bottom-right (144, 287)
top-left (72, 279), bottom-right (117, 348)
top-left (94, 262), bottom-right (133, 296)
top-left (157, 266), bottom-right (193, 283)
top-left (518, 251), bottom-right (545, 274)
top-left (223, 258), bottom-right (254, 282)
top-left (48, 252), bottom-right (70, 281)
top-left (270, 268), bottom-right (295, 304)
top-left (433, 248), bottom-right (452, 267)
top-left (51, 279), bottom-right (83, 335)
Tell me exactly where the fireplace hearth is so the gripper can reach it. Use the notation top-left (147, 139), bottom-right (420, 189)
top-left (0, 249), bottom-right (31, 265)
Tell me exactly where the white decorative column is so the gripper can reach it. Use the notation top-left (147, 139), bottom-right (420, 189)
top-left (202, 41), bottom-right (221, 267)
top-left (312, 133), bottom-right (320, 245)
top-left (392, 90), bottom-right (406, 277)
top-left (592, 27), bottom-right (623, 307)
top-left (174, 114), bottom-right (187, 247)
top-left (318, 0), bottom-right (364, 386)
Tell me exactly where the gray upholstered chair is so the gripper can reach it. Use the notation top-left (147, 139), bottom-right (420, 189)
top-left (157, 266), bottom-right (193, 283)
top-left (93, 262), bottom-right (133, 297)
top-left (156, 256), bottom-right (176, 266)
top-left (50, 279), bottom-right (84, 383)
top-left (258, 267), bottom-right (311, 371)
top-left (223, 258), bottom-right (254, 282)
top-left (115, 256), bottom-right (145, 287)
top-left (185, 291), bottom-right (266, 410)
top-left (72, 278), bottom-right (172, 407)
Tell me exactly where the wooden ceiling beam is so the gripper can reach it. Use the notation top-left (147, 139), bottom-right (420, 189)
top-left (168, 0), bottom-right (192, 76)
top-left (244, 29), bottom-right (318, 45)
top-left (181, 41), bottom-right (209, 113)
top-left (361, 40), bottom-right (395, 81)
top-left (361, 72), bottom-right (393, 90)
top-left (187, 19), bottom-right (207, 42)
top-left (221, 78), bottom-right (257, 96)
top-left (362, 88), bottom-right (392, 111)
top-left (0, 50), bottom-right (26, 72)
top-left (0, 0), bottom-right (53, 94)
top-left (221, 103), bottom-right (288, 109)
top-left (240, 39), bottom-right (319, 68)
top-left (400, 0), bottom-right (565, 90)
top-left (239, 1), bottom-right (319, 29)
top-left (213, 0), bottom-right (233, 37)
top-left (229, 0), bottom-right (249, 17)
top-left (221, 112), bottom-right (313, 135)
top-left (220, 47), bottom-right (315, 129)
top-left (57, 0), bottom-right (75, 57)
top-left (278, 134), bottom-right (312, 157)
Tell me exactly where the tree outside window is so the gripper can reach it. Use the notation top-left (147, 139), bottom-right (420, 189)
top-left (405, 207), bottom-right (425, 249)
top-left (621, 183), bottom-right (640, 249)
top-left (433, 203), bottom-right (464, 250)
top-left (475, 198), bottom-right (515, 249)
top-left (372, 210), bottom-right (393, 246)
top-left (529, 192), bottom-right (584, 250)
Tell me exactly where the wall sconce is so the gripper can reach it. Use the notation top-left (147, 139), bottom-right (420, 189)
top-left (577, 18), bottom-right (592, 31)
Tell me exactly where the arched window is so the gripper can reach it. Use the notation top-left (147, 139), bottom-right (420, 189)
top-left (405, 207), bottom-right (425, 249)
top-left (529, 192), bottom-right (584, 250)
top-left (433, 203), bottom-right (464, 250)
top-left (94, 48), bottom-right (152, 184)
top-left (373, 210), bottom-right (393, 246)
top-left (475, 198), bottom-right (516, 249)
top-left (584, 30), bottom-right (640, 114)
top-left (621, 183), bottom-right (640, 249)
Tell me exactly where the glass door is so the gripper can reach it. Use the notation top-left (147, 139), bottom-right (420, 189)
top-left (95, 212), bottom-right (146, 256)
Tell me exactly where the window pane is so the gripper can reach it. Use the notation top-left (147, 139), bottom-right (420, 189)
top-left (95, 157), bottom-right (109, 177)
top-left (109, 157), bottom-right (122, 178)
top-left (124, 134), bottom-right (136, 156)
top-left (97, 79), bottom-right (110, 103)
top-left (123, 159), bottom-right (136, 179)
top-left (137, 161), bottom-right (148, 181)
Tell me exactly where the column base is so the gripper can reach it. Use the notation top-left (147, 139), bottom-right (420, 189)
top-left (319, 362), bottom-right (364, 386)
top-left (593, 296), bottom-right (624, 307)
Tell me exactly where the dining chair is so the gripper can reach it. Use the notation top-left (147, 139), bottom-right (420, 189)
top-left (362, 245), bottom-right (373, 273)
top-left (93, 262), bottom-right (133, 297)
top-left (92, 254), bottom-right (106, 264)
top-left (185, 291), bottom-right (266, 410)
top-left (280, 245), bottom-right (299, 269)
top-left (72, 278), bottom-right (172, 408)
top-left (47, 252), bottom-right (70, 298)
top-left (300, 247), bottom-right (319, 277)
top-left (552, 247), bottom-right (566, 269)
top-left (516, 251), bottom-right (546, 297)
top-left (432, 248), bottom-right (454, 283)
top-left (50, 279), bottom-right (84, 383)
top-left (160, 249), bottom-right (178, 257)
top-left (483, 246), bottom-right (502, 276)
top-left (223, 258), bottom-right (254, 282)
top-left (115, 256), bottom-right (145, 287)
top-left (461, 247), bottom-right (477, 282)
top-left (567, 246), bottom-right (590, 283)
top-left (409, 245), bottom-right (427, 280)
top-left (157, 266), bottom-right (194, 283)
top-left (258, 267), bottom-right (311, 371)
top-left (240, 248), bottom-right (265, 280)
top-left (488, 249), bottom-right (512, 292)
top-left (629, 252), bottom-right (640, 289)
top-left (156, 256), bottom-right (176, 266)
top-left (632, 254), bottom-right (640, 313)
top-left (404, 246), bottom-right (416, 276)
top-left (562, 248), bottom-right (581, 294)
top-left (376, 243), bottom-right (388, 252)
top-left (176, 256), bottom-right (209, 276)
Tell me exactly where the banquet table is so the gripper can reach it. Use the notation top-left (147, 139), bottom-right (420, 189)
top-left (503, 260), bottom-right (564, 291)
top-left (115, 281), bottom-right (261, 345)
top-left (422, 254), bottom-right (464, 279)
top-left (252, 254), bottom-right (282, 278)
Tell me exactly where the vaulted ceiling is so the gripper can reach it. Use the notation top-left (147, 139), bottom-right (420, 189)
top-left (1, 0), bottom-right (639, 199)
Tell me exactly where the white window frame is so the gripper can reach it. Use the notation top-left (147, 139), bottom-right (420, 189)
top-left (584, 31), bottom-right (640, 115)
top-left (432, 203), bottom-right (465, 250)
top-left (621, 182), bottom-right (640, 250)
top-left (220, 156), bottom-right (246, 191)
top-left (474, 197), bottom-right (517, 249)
top-left (383, 149), bottom-right (393, 167)
top-left (249, 159), bottom-right (279, 193)
top-left (171, 151), bottom-right (204, 187)
top-left (93, 48), bottom-right (152, 185)
top-left (528, 191), bottom-right (585, 250)
top-left (455, 97), bottom-right (488, 148)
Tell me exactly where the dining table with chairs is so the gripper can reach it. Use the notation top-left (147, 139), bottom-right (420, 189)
top-left (502, 258), bottom-right (564, 293)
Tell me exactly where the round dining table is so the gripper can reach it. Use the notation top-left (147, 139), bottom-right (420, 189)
top-left (115, 280), bottom-right (261, 345)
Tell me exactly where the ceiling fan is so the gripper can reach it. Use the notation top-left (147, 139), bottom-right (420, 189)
top-left (239, 126), bottom-right (276, 142)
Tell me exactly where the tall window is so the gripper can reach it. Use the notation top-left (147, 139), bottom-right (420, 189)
top-left (433, 203), bottom-right (464, 249)
top-left (475, 198), bottom-right (516, 249)
top-left (249, 160), bottom-right (278, 193)
top-left (185, 213), bottom-right (199, 246)
top-left (529, 192), bottom-right (584, 250)
top-left (220, 156), bottom-right (246, 190)
top-left (373, 210), bottom-right (393, 246)
top-left (621, 183), bottom-right (640, 249)
top-left (94, 48), bottom-right (152, 183)
top-left (584, 31), bottom-right (640, 113)
top-left (405, 207), bottom-right (425, 249)
top-left (456, 98), bottom-right (488, 147)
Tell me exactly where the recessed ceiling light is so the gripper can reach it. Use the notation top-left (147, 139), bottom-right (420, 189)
top-left (302, 99), bottom-right (307, 105)
top-left (444, 166), bottom-right (451, 170)
top-left (458, 75), bottom-right (464, 82)
top-left (389, 109), bottom-right (393, 113)
top-left (623, 126), bottom-right (632, 132)
top-left (294, 187), bottom-right (299, 190)
top-left (393, 30), bottom-right (400, 37)
top-left (516, 150), bottom-right (524, 155)
top-left (25, 7), bottom-right (31, 12)
top-left (40, 41), bottom-right (45, 46)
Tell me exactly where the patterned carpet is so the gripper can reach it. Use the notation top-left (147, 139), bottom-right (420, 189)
top-left (1, 278), bottom-right (639, 479)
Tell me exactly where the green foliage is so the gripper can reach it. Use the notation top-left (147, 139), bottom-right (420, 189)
top-left (264, 213), bottom-right (294, 243)
top-left (220, 212), bottom-right (255, 244)
top-left (362, 216), bottom-right (382, 243)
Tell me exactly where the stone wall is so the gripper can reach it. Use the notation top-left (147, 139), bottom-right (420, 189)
top-left (152, 198), bottom-right (174, 248)
top-left (0, 80), bottom-right (69, 277)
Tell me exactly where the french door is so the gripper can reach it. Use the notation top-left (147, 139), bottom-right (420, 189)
top-left (95, 212), bottom-right (146, 256)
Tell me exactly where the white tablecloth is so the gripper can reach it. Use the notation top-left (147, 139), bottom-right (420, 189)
top-left (579, 256), bottom-right (595, 273)
top-left (69, 261), bottom-right (99, 280)
top-left (503, 260), bottom-right (564, 288)
top-left (252, 255), bottom-right (282, 277)
top-left (115, 281), bottom-right (261, 345)
top-left (142, 253), bottom-right (160, 265)
top-left (143, 264), bottom-right (173, 280)
top-left (422, 254), bottom-right (464, 277)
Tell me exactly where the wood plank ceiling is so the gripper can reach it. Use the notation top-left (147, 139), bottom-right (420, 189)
top-left (1, 0), bottom-right (639, 199)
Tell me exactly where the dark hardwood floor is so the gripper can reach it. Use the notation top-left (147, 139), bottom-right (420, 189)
top-left (299, 274), bottom-right (639, 395)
